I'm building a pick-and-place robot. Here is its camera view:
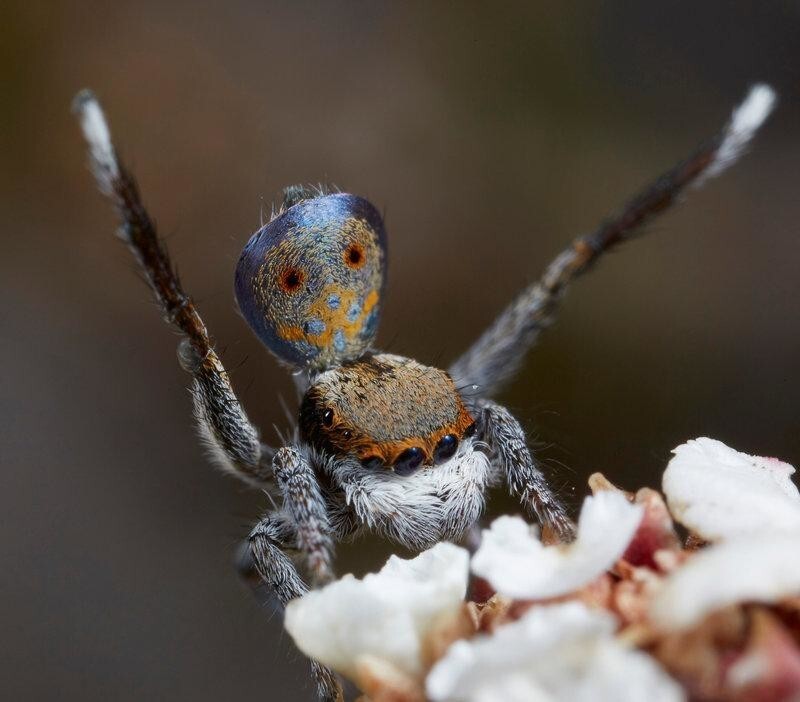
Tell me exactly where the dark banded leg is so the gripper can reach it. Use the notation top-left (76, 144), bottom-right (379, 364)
top-left (73, 90), bottom-right (273, 488)
top-left (249, 516), bottom-right (343, 702)
top-left (480, 399), bottom-right (576, 541)
top-left (272, 446), bottom-right (334, 585)
top-left (450, 85), bottom-right (775, 397)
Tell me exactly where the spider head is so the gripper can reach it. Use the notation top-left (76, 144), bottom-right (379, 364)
top-left (235, 188), bottom-right (387, 370)
top-left (299, 354), bottom-right (476, 475)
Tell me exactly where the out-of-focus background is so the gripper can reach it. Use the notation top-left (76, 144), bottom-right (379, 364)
top-left (2, 1), bottom-right (799, 699)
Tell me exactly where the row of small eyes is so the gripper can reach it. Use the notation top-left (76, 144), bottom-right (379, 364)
top-left (323, 409), bottom-right (477, 476)
top-left (278, 242), bottom-right (366, 294)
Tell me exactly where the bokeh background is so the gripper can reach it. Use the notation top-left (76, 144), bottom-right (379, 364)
top-left (2, 2), bottom-right (799, 699)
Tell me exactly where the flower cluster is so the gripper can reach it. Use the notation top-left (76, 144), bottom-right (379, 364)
top-left (285, 438), bottom-right (800, 701)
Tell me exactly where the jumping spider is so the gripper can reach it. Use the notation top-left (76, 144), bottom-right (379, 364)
top-left (74, 84), bottom-right (774, 701)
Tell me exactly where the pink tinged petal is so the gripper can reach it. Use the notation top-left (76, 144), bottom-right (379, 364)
top-left (663, 438), bottom-right (800, 541)
top-left (726, 609), bottom-right (800, 702)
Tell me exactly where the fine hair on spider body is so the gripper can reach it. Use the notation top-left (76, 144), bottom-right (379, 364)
top-left (74, 84), bottom-right (776, 701)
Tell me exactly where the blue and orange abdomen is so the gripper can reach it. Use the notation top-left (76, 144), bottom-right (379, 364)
top-left (235, 192), bottom-right (387, 369)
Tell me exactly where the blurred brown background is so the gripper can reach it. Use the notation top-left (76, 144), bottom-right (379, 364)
top-left (2, 1), bottom-right (799, 699)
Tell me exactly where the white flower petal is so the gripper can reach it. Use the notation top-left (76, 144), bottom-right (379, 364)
top-left (284, 542), bottom-right (469, 678)
top-left (663, 437), bottom-right (800, 541)
top-left (427, 602), bottom-right (683, 702)
top-left (650, 532), bottom-right (800, 630)
top-left (472, 491), bottom-right (643, 599)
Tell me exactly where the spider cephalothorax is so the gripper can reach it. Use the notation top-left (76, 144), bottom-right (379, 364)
top-left (299, 353), bottom-right (476, 473)
top-left (75, 84), bottom-right (776, 701)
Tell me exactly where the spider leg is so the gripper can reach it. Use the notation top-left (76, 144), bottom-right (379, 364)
top-left (272, 445), bottom-right (335, 585)
top-left (73, 90), bottom-right (272, 488)
top-left (450, 84), bottom-right (776, 397)
top-left (479, 399), bottom-right (576, 541)
top-left (249, 515), bottom-right (343, 702)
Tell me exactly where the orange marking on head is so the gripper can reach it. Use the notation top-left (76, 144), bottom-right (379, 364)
top-left (336, 403), bottom-right (474, 469)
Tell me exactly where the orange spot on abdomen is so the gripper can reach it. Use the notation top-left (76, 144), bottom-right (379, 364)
top-left (279, 325), bottom-right (305, 341)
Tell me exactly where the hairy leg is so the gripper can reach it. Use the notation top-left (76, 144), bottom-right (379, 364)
top-left (479, 399), bottom-right (576, 541)
top-left (450, 85), bottom-right (776, 397)
top-left (73, 90), bottom-right (272, 488)
top-left (272, 446), bottom-right (335, 584)
top-left (249, 516), bottom-right (342, 702)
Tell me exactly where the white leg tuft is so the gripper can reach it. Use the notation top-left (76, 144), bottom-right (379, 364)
top-left (699, 83), bottom-right (777, 184)
top-left (72, 89), bottom-right (120, 191)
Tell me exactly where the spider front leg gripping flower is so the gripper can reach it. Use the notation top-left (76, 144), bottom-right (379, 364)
top-left (75, 84), bottom-right (775, 701)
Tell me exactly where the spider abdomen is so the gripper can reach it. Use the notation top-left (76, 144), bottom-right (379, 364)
top-left (299, 353), bottom-right (475, 472)
top-left (234, 192), bottom-right (387, 370)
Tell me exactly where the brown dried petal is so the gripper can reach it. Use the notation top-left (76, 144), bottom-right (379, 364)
top-left (466, 595), bottom-right (514, 633)
top-left (527, 572), bottom-right (616, 613)
top-left (726, 608), bottom-right (800, 702)
top-left (650, 606), bottom-right (748, 701)
top-left (623, 488), bottom-right (681, 570)
top-left (590, 473), bottom-right (681, 571)
top-left (421, 604), bottom-right (476, 671)
top-left (355, 655), bottom-right (426, 702)
top-left (589, 472), bottom-right (634, 499)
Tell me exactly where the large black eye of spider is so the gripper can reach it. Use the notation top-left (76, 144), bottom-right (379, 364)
top-left (362, 455), bottom-right (383, 471)
top-left (322, 409), bottom-right (334, 427)
top-left (279, 267), bottom-right (305, 293)
top-left (433, 434), bottom-right (459, 464)
top-left (394, 447), bottom-right (424, 476)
